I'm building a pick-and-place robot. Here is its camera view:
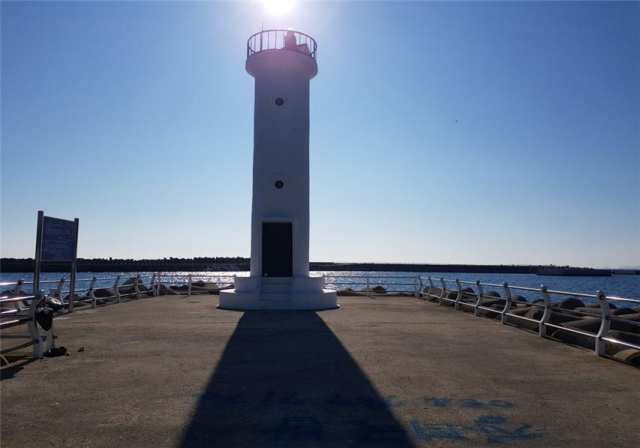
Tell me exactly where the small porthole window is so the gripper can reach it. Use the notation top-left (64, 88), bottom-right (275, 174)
top-left (275, 97), bottom-right (285, 106)
top-left (274, 180), bottom-right (284, 189)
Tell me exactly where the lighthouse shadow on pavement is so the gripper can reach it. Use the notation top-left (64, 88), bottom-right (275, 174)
top-left (179, 311), bottom-right (415, 447)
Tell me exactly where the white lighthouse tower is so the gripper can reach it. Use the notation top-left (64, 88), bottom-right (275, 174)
top-left (219, 29), bottom-right (338, 310)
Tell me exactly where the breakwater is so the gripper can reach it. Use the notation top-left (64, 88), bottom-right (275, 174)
top-left (0, 258), bottom-right (609, 275)
top-left (536, 268), bottom-right (612, 277)
top-left (0, 257), bottom-right (249, 273)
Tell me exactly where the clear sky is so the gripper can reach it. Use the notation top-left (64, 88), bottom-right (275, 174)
top-left (1, 1), bottom-right (639, 268)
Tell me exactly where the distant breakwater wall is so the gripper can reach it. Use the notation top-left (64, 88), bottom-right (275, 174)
top-left (1, 258), bottom-right (581, 274)
top-left (0, 259), bottom-right (250, 273)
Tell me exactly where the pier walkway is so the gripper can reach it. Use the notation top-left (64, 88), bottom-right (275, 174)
top-left (1, 295), bottom-right (638, 447)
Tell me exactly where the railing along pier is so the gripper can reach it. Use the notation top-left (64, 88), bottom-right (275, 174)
top-left (1, 272), bottom-right (637, 364)
top-left (420, 276), bottom-right (639, 358)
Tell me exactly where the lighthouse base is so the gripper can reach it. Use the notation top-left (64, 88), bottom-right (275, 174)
top-left (218, 276), bottom-right (339, 311)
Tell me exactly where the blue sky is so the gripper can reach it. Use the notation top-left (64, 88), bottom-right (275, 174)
top-left (1, 1), bottom-right (639, 268)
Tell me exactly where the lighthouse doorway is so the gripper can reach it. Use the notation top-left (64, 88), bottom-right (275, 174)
top-left (262, 222), bottom-right (293, 277)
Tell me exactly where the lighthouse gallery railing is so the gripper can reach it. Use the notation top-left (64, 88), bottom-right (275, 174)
top-left (247, 29), bottom-right (317, 60)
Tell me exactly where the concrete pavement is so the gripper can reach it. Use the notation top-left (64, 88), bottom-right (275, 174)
top-left (1, 295), bottom-right (638, 447)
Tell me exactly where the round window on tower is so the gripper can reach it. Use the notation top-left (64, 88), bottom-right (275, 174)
top-left (275, 97), bottom-right (285, 106)
top-left (274, 180), bottom-right (284, 189)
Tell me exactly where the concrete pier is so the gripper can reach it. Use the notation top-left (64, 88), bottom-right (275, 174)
top-left (2, 295), bottom-right (639, 447)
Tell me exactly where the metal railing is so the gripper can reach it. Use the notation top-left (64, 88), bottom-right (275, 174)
top-left (420, 276), bottom-right (640, 358)
top-left (1, 275), bottom-right (161, 311)
top-left (247, 29), bottom-right (317, 60)
top-left (0, 273), bottom-right (238, 307)
top-left (0, 273), bottom-right (218, 363)
top-left (3, 273), bottom-right (637, 363)
top-left (324, 275), bottom-right (421, 296)
top-left (1, 291), bottom-right (55, 360)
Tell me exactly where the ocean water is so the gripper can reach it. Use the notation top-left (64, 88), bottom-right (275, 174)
top-left (2, 270), bottom-right (639, 303)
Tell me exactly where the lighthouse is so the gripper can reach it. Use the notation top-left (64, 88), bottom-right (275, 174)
top-left (219, 29), bottom-right (338, 310)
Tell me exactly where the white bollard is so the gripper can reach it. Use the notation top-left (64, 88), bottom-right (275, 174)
top-left (89, 277), bottom-right (97, 308)
top-left (114, 275), bottom-right (121, 303)
top-left (595, 290), bottom-right (611, 356)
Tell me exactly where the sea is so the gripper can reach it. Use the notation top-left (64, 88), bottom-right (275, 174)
top-left (2, 270), bottom-right (639, 308)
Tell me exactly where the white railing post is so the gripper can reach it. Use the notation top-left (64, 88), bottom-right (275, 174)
top-left (454, 279), bottom-right (463, 310)
top-left (150, 274), bottom-right (157, 297)
top-left (35, 286), bottom-right (56, 351)
top-left (427, 277), bottom-right (435, 300)
top-left (500, 282), bottom-right (512, 324)
top-left (89, 276), bottom-right (97, 308)
top-left (54, 277), bottom-right (65, 299)
top-left (418, 277), bottom-right (424, 297)
top-left (188, 275), bottom-right (192, 296)
top-left (595, 290), bottom-right (611, 356)
top-left (156, 274), bottom-right (162, 296)
top-left (114, 275), bottom-right (121, 303)
top-left (366, 275), bottom-right (370, 291)
top-left (12, 279), bottom-right (24, 311)
top-left (135, 275), bottom-right (141, 299)
top-left (28, 291), bottom-right (44, 359)
top-left (539, 285), bottom-right (552, 338)
top-left (439, 278), bottom-right (446, 305)
top-left (474, 280), bottom-right (484, 316)
top-left (11, 280), bottom-right (24, 311)
top-left (12, 279), bottom-right (24, 295)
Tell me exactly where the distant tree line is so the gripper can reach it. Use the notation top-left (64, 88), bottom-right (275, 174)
top-left (0, 257), bottom-right (586, 274)
top-left (0, 257), bottom-right (250, 273)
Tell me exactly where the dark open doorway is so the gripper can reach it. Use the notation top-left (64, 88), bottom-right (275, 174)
top-left (262, 222), bottom-right (293, 277)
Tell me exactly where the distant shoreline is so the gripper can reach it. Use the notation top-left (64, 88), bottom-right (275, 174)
top-left (0, 258), bottom-right (616, 275)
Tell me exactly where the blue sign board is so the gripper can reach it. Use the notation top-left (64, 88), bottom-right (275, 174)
top-left (41, 217), bottom-right (78, 261)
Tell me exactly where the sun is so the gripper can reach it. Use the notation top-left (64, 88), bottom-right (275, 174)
top-left (263, 0), bottom-right (295, 16)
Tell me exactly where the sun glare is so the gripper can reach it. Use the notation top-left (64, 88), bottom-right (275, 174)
top-left (263, 0), bottom-right (295, 16)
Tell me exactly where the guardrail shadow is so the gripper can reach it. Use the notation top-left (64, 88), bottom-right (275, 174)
top-left (179, 310), bottom-right (415, 447)
top-left (0, 358), bottom-right (35, 380)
